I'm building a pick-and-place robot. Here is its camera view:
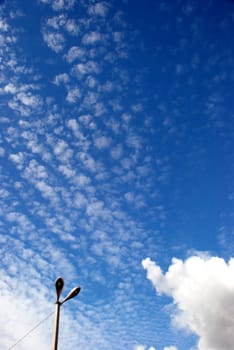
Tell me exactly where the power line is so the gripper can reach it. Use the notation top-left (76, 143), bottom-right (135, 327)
top-left (8, 311), bottom-right (53, 350)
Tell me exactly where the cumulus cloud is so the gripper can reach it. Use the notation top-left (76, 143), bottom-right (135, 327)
top-left (142, 256), bottom-right (234, 350)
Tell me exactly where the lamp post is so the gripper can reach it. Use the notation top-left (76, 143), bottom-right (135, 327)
top-left (52, 277), bottom-right (81, 350)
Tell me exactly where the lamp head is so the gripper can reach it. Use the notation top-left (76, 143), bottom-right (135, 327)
top-left (62, 286), bottom-right (81, 304)
top-left (55, 277), bottom-right (64, 302)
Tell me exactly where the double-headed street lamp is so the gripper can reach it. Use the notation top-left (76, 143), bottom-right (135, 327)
top-left (52, 277), bottom-right (81, 350)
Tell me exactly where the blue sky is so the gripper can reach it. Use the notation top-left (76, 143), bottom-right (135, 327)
top-left (0, 0), bottom-right (234, 349)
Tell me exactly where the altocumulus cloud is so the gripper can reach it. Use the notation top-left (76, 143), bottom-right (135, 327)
top-left (142, 255), bottom-right (234, 350)
top-left (134, 345), bottom-right (177, 350)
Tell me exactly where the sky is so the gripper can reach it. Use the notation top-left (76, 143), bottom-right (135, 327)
top-left (0, 0), bottom-right (234, 349)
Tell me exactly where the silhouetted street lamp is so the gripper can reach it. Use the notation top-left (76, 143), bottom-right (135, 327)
top-left (52, 277), bottom-right (81, 350)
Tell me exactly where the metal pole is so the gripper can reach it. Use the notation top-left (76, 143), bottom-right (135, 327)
top-left (52, 301), bottom-right (61, 350)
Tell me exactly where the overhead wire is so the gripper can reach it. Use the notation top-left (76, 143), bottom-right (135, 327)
top-left (7, 310), bottom-right (54, 349)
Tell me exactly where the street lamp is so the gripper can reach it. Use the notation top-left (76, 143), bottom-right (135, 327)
top-left (52, 277), bottom-right (81, 350)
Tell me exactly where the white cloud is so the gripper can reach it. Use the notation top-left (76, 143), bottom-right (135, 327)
top-left (142, 256), bottom-right (234, 350)
top-left (121, 157), bottom-right (133, 170)
top-left (47, 14), bottom-right (66, 29)
top-left (8, 91), bottom-right (43, 116)
top-left (122, 112), bottom-right (132, 123)
top-left (67, 118), bottom-right (79, 133)
top-left (66, 87), bottom-right (81, 103)
top-left (83, 91), bottom-right (98, 105)
top-left (65, 18), bottom-right (79, 35)
top-left (100, 79), bottom-right (113, 92)
top-left (16, 92), bottom-right (41, 107)
top-left (66, 119), bottom-right (86, 143)
top-left (59, 164), bottom-right (75, 178)
top-left (9, 152), bottom-right (26, 170)
top-left (86, 76), bottom-right (98, 88)
top-left (73, 191), bottom-right (87, 209)
top-left (42, 30), bottom-right (65, 52)
top-left (53, 73), bottom-right (69, 85)
top-left (39, 0), bottom-right (75, 11)
top-left (3, 82), bottom-right (17, 93)
top-left (36, 181), bottom-right (57, 202)
top-left (72, 60), bottom-right (100, 76)
top-left (0, 18), bottom-right (8, 31)
top-left (64, 46), bottom-right (86, 63)
top-left (79, 151), bottom-right (97, 172)
top-left (88, 2), bottom-right (109, 17)
top-left (53, 139), bottom-right (68, 156)
top-left (111, 144), bottom-right (123, 160)
top-left (46, 15), bottom-right (79, 35)
top-left (94, 136), bottom-right (111, 150)
top-left (113, 31), bottom-right (124, 43)
top-left (82, 31), bottom-right (102, 45)
top-left (124, 192), bottom-right (134, 202)
top-left (127, 134), bottom-right (142, 150)
top-left (134, 346), bottom-right (176, 350)
top-left (86, 200), bottom-right (104, 217)
top-left (2, 83), bottom-right (40, 95)
top-left (53, 0), bottom-right (75, 11)
top-left (23, 159), bottom-right (48, 180)
top-left (73, 173), bottom-right (90, 187)
top-left (0, 283), bottom-right (51, 350)
top-left (134, 346), bottom-right (146, 350)
top-left (79, 114), bottom-right (93, 127)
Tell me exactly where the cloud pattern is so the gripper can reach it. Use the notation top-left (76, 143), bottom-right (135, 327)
top-left (0, 0), bottom-right (234, 349)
